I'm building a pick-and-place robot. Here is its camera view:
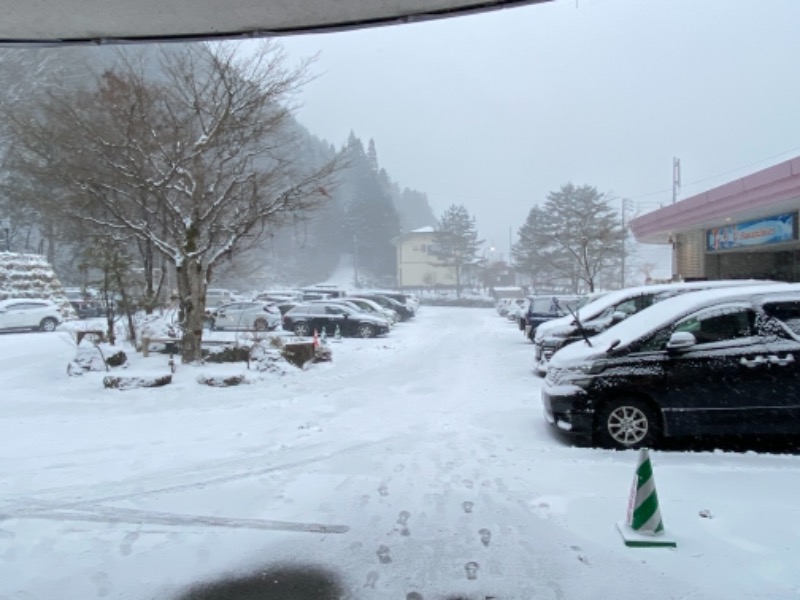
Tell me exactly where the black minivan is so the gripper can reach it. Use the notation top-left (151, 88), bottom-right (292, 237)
top-left (542, 284), bottom-right (800, 449)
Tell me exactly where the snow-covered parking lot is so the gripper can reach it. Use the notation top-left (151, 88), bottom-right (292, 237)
top-left (1, 307), bottom-right (800, 599)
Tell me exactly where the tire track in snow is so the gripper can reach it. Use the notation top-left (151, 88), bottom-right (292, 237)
top-left (1, 434), bottom-right (410, 517)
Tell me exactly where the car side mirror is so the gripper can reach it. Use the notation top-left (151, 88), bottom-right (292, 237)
top-left (611, 311), bottom-right (627, 323)
top-left (667, 331), bottom-right (696, 351)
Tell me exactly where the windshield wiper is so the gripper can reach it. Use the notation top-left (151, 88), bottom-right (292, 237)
top-left (566, 304), bottom-right (593, 348)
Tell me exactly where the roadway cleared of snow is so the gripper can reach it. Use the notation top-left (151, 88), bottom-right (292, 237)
top-left (1, 307), bottom-right (799, 599)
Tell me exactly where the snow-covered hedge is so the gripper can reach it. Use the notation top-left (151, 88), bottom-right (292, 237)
top-left (0, 252), bottom-right (77, 319)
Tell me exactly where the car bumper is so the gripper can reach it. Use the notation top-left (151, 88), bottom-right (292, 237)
top-left (542, 387), bottom-right (594, 437)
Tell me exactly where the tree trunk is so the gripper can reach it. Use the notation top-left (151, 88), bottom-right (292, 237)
top-left (115, 271), bottom-right (137, 345)
top-left (455, 265), bottom-right (462, 299)
top-left (142, 239), bottom-right (155, 315)
top-left (102, 271), bottom-right (116, 345)
top-left (175, 257), bottom-right (207, 363)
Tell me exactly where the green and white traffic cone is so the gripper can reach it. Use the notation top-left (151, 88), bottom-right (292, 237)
top-left (617, 448), bottom-right (676, 548)
top-left (320, 329), bottom-right (328, 345)
top-left (334, 324), bottom-right (342, 341)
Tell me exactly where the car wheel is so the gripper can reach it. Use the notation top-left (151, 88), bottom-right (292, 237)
top-left (357, 323), bottom-right (375, 338)
top-left (40, 317), bottom-right (58, 332)
top-left (254, 318), bottom-right (268, 331)
top-left (596, 398), bottom-right (661, 450)
top-left (293, 322), bottom-right (310, 336)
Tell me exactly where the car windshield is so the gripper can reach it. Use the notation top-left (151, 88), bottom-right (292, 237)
top-left (3, 2), bottom-right (800, 599)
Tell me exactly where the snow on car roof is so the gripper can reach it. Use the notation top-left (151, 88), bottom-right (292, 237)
top-left (536, 279), bottom-right (777, 340)
top-left (0, 297), bottom-right (54, 306)
top-left (551, 282), bottom-right (800, 365)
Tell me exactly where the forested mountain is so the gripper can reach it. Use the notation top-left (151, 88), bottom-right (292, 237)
top-left (0, 44), bottom-right (437, 292)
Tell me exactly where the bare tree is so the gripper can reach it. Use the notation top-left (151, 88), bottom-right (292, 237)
top-left (6, 42), bottom-right (338, 362)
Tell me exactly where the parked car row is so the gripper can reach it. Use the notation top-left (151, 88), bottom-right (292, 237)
top-left (533, 279), bottom-right (774, 375)
top-left (281, 301), bottom-right (392, 338)
top-left (496, 293), bottom-right (595, 342)
top-left (204, 287), bottom-right (418, 335)
top-left (534, 280), bottom-right (800, 450)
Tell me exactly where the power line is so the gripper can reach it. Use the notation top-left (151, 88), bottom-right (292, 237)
top-left (627, 145), bottom-right (800, 203)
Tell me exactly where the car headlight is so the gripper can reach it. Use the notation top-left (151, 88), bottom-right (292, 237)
top-left (552, 360), bottom-right (607, 388)
top-left (579, 359), bottom-right (607, 375)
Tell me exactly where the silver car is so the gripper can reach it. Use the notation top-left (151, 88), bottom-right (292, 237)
top-left (208, 301), bottom-right (281, 331)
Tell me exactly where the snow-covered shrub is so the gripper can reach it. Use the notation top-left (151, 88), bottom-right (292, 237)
top-left (103, 374), bottom-right (172, 390)
top-left (280, 341), bottom-right (316, 369)
top-left (138, 314), bottom-right (181, 341)
top-left (196, 374), bottom-right (249, 387)
top-left (0, 252), bottom-right (77, 320)
top-left (205, 345), bottom-right (250, 363)
top-left (249, 342), bottom-right (292, 375)
top-left (66, 343), bottom-right (127, 376)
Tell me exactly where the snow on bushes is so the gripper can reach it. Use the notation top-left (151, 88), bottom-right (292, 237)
top-left (103, 374), bottom-right (172, 390)
top-left (0, 252), bottom-right (77, 319)
top-left (66, 343), bottom-right (128, 376)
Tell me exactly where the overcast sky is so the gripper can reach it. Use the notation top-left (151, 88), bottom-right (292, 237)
top-left (274, 0), bottom-right (800, 275)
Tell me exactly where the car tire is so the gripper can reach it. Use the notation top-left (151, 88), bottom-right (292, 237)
top-left (254, 318), bottom-right (268, 332)
top-left (293, 322), bottom-right (310, 336)
top-left (357, 323), bottom-right (375, 338)
top-left (595, 398), bottom-right (661, 450)
top-left (40, 317), bottom-right (58, 332)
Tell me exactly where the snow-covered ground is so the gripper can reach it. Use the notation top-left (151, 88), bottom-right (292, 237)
top-left (1, 308), bottom-right (799, 599)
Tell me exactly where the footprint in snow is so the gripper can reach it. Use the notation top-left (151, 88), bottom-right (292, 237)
top-left (119, 531), bottom-right (139, 556)
top-left (464, 561), bottom-right (480, 580)
top-left (378, 483), bottom-right (389, 497)
top-left (364, 570), bottom-right (379, 588)
top-left (376, 545), bottom-right (392, 564)
top-left (396, 511), bottom-right (411, 536)
top-left (90, 572), bottom-right (112, 597)
top-left (462, 478), bottom-right (474, 489)
top-left (479, 528), bottom-right (492, 547)
top-left (462, 501), bottom-right (474, 514)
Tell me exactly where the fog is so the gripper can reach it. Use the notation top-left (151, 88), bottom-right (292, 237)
top-left (276, 0), bottom-right (800, 277)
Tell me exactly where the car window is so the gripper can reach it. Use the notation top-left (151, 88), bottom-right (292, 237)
top-left (674, 305), bottom-right (755, 345)
top-left (763, 301), bottom-right (800, 335)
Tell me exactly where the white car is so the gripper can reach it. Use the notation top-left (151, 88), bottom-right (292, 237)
top-left (208, 301), bottom-right (281, 331)
top-left (0, 298), bottom-right (63, 332)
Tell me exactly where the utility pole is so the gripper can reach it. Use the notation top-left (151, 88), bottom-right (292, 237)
top-left (672, 157), bottom-right (681, 204)
top-left (353, 234), bottom-right (359, 288)
top-left (621, 199), bottom-right (632, 288)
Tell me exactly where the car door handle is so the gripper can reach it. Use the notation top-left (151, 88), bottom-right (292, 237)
top-left (767, 354), bottom-right (795, 366)
top-left (740, 356), bottom-right (767, 368)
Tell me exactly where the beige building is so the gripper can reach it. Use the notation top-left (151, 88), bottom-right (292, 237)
top-left (393, 227), bottom-right (457, 289)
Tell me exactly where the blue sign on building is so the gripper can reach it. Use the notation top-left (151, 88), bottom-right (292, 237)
top-left (706, 213), bottom-right (796, 251)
